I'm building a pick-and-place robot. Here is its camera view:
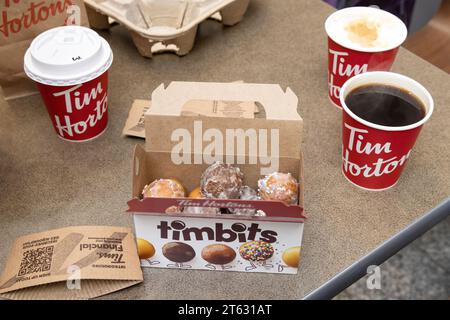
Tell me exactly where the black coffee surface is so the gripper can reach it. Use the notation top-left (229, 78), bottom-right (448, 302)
top-left (345, 84), bottom-right (426, 127)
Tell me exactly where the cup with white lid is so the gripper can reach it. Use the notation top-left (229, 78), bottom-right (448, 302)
top-left (325, 6), bottom-right (408, 108)
top-left (24, 26), bottom-right (113, 142)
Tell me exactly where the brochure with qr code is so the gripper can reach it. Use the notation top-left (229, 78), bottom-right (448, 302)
top-left (122, 99), bottom-right (151, 139)
top-left (0, 226), bottom-right (143, 300)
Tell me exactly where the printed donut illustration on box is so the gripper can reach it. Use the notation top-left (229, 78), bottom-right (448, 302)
top-left (239, 240), bottom-right (274, 271)
top-left (202, 244), bottom-right (236, 270)
top-left (132, 217), bottom-right (304, 274)
top-left (163, 242), bottom-right (196, 268)
top-left (137, 238), bottom-right (160, 266)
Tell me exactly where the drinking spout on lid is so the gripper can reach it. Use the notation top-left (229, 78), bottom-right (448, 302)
top-left (55, 28), bottom-right (83, 45)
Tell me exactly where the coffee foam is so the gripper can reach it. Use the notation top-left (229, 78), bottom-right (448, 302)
top-left (326, 7), bottom-right (407, 52)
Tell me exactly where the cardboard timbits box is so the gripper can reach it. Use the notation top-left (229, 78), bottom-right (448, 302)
top-left (127, 82), bottom-right (306, 274)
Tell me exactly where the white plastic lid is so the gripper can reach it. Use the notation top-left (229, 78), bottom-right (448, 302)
top-left (24, 26), bottom-right (113, 86)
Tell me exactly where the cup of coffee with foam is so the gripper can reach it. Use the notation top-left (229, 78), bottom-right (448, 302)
top-left (340, 71), bottom-right (433, 191)
top-left (325, 7), bottom-right (408, 108)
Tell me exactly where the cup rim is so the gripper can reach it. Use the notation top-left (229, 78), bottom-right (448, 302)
top-left (340, 71), bottom-right (434, 132)
top-left (325, 7), bottom-right (408, 53)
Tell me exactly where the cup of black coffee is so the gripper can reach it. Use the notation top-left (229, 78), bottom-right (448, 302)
top-left (339, 71), bottom-right (433, 190)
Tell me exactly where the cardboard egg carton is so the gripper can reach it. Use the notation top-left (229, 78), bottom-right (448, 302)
top-left (84, 0), bottom-right (250, 57)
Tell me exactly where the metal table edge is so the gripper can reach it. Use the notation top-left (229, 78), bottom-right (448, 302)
top-left (303, 197), bottom-right (450, 300)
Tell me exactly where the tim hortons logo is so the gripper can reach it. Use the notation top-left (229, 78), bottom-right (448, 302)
top-left (328, 49), bottom-right (368, 100)
top-left (157, 220), bottom-right (278, 243)
top-left (178, 199), bottom-right (254, 210)
top-left (343, 123), bottom-right (411, 177)
top-left (1, 0), bottom-right (74, 39)
top-left (53, 81), bottom-right (107, 137)
top-left (171, 120), bottom-right (280, 174)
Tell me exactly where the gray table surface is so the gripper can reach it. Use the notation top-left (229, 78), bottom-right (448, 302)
top-left (1, 0), bottom-right (449, 299)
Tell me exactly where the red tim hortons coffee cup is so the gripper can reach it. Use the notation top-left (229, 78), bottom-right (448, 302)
top-left (325, 7), bottom-right (407, 108)
top-left (340, 72), bottom-right (434, 191)
top-left (24, 26), bottom-right (113, 142)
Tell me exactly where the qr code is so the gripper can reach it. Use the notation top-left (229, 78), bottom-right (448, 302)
top-left (18, 246), bottom-right (54, 277)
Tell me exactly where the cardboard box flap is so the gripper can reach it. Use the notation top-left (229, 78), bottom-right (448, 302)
top-left (149, 82), bottom-right (300, 120)
top-left (145, 82), bottom-right (303, 158)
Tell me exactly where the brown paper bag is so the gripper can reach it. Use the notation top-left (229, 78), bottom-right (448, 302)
top-left (0, 226), bottom-right (143, 300)
top-left (0, 0), bottom-right (89, 100)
